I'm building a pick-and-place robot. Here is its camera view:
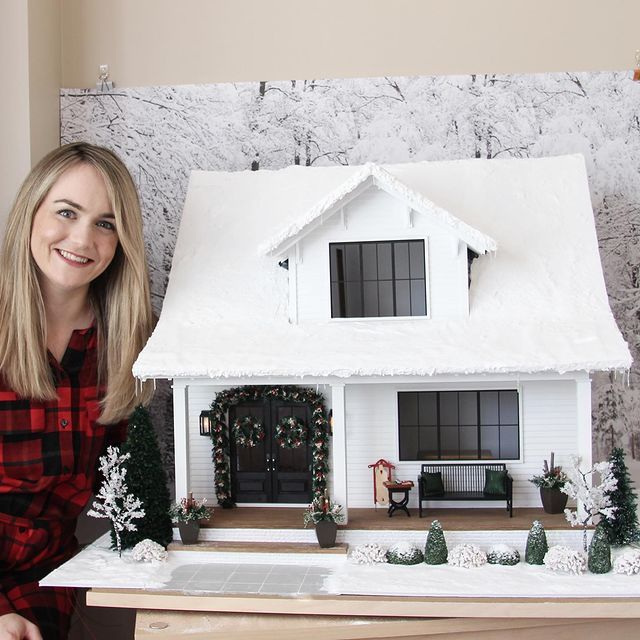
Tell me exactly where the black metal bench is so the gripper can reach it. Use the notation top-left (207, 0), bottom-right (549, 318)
top-left (418, 463), bottom-right (513, 518)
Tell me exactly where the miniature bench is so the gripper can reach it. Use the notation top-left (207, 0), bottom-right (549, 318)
top-left (418, 463), bottom-right (513, 518)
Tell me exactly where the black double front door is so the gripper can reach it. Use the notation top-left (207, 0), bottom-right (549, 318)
top-left (229, 399), bottom-right (313, 503)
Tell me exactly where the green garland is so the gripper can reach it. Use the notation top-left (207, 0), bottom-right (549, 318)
top-left (275, 416), bottom-right (307, 449)
top-left (231, 416), bottom-right (265, 447)
top-left (208, 386), bottom-right (330, 507)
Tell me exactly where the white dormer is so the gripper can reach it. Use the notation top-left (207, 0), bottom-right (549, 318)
top-left (261, 163), bottom-right (496, 324)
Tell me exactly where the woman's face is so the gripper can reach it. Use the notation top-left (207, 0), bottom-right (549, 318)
top-left (30, 163), bottom-right (119, 301)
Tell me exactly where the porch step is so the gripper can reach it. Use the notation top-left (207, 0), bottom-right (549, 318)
top-left (168, 540), bottom-right (349, 554)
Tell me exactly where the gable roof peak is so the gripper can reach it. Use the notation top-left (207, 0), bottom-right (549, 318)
top-left (260, 162), bottom-right (497, 257)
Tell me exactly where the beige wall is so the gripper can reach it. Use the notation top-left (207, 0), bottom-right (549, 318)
top-left (3, 0), bottom-right (639, 219)
top-left (61, 0), bottom-right (640, 88)
top-left (0, 0), bottom-right (60, 229)
top-left (0, 2), bottom-right (31, 220)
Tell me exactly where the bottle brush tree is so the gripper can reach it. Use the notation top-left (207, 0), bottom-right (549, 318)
top-left (424, 519), bottom-right (448, 565)
top-left (525, 520), bottom-right (548, 565)
top-left (588, 523), bottom-right (612, 574)
top-left (599, 447), bottom-right (640, 546)
top-left (118, 405), bottom-right (173, 549)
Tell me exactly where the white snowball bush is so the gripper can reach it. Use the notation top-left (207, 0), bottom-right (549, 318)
top-left (448, 544), bottom-right (487, 568)
top-left (544, 545), bottom-right (587, 575)
top-left (131, 539), bottom-right (168, 563)
top-left (487, 544), bottom-right (520, 566)
top-left (613, 549), bottom-right (640, 575)
top-left (350, 543), bottom-right (388, 565)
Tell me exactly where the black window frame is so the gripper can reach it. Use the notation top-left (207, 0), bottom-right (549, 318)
top-left (397, 390), bottom-right (520, 461)
top-left (329, 240), bottom-right (427, 318)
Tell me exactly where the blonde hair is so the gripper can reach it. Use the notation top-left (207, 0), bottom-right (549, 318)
top-left (0, 142), bottom-right (154, 423)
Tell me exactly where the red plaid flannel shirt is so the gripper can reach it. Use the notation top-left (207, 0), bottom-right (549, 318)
top-left (0, 325), bottom-right (127, 618)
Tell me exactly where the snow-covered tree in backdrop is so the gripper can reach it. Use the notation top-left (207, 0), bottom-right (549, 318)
top-left (88, 446), bottom-right (145, 557)
top-left (562, 455), bottom-right (618, 551)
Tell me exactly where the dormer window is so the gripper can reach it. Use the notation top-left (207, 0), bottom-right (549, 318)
top-left (330, 240), bottom-right (427, 318)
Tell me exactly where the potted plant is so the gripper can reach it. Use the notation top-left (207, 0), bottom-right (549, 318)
top-left (303, 493), bottom-right (345, 548)
top-left (169, 493), bottom-right (211, 544)
top-left (529, 452), bottom-right (568, 513)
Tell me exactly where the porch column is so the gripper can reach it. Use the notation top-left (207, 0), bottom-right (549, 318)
top-left (330, 383), bottom-right (349, 523)
top-left (172, 380), bottom-right (190, 500)
top-left (575, 373), bottom-right (593, 470)
top-left (575, 373), bottom-right (592, 521)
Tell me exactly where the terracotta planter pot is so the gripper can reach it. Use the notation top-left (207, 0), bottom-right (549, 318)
top-left (178, 521), bottom-right (200, 544)
top-left (540, 487), bottom-right (568, 514)
top-left (315, 520), bottom-right (338, 548)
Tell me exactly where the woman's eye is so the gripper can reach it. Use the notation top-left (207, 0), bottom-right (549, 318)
top-left (96, 220), bottom-right (116, 231)
top-left (57, 208), bottom-right (75, 218)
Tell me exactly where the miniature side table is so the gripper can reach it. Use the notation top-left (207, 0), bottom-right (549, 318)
top-left (384, 481), bottom-right (414, 517)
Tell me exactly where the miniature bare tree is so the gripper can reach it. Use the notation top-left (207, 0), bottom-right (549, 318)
top-left (88, 446), bottom-right (145, 557)
top-left (561, 455), bottom-right (617, 552)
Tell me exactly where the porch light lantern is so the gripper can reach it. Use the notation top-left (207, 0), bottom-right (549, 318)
top-left (199, 410), bottom-right (212, 436)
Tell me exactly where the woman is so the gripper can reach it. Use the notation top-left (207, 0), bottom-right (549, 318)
top-left (0, 143), bottom-right (154, 640)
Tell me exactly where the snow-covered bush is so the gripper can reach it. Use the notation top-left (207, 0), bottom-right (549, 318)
top-left (424, 520), bottom-right (448, 565)
top-left (613, 549), bottom-right (640, 575)
top-left (487, 544), bottom-right (520, 566)
top-left (350, 543), bottom-right (388, 565)
top-left (132, 539), bottom-right (168, 563)
top-left (386, 542), bottom-right (424, 565)
top-left (448, 544), bottom-right (487, 568)
top-left (588, 524), bottom-right (611, 574)
top-left (525, 520), bottom-right (548, 565)
top-left (544, 545), bottom-right (587, 575)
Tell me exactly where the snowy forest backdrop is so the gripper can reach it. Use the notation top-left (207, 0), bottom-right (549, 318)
top-left (60, 71), bottom-right (640, 478)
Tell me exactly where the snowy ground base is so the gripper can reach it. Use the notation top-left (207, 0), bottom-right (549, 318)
top-left (41, 531), bottom-right (640, 600)
top-left (325, 555), bottom-right (640, 598)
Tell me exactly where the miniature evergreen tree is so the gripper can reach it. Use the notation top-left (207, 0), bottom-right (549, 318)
top-left (588, 523), bottom-right (612, 574)
top-left (525, 520), bottom-right (548, 565)
top-left (118, 406), bottom-right (173, 549)
top-left (424, 519), bottom-right (448, 565)
top-left (599, 447), bottom-right (640, 546)
top-left (88, 447), bottom-right (145, 557)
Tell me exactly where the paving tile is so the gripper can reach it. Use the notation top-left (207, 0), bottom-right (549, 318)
top-left (222, 583), bottom-right (264, 593)
top-left (183, 581), bottom-right (226, 592)
top-left (226, 572), bottom-right (268, 584)
top-left (259, 583), bottom-right (301, 595)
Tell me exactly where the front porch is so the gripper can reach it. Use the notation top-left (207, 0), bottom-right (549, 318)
top-left (202, 505), bottom-right (570, 532)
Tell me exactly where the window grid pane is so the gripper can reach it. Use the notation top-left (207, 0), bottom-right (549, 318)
top-left (398, 390), bottom-right (520, 461)
top-left (329, 240), bottom-right (426, 319)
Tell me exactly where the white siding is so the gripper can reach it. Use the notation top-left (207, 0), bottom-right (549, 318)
top-left (183, 384), bottom-right (227, 504)
top-left (179, 379), bottom-right (577, 510)
top-left (344, 379), bottom-right (577, 509)
top-left (293, 186), bottom-right (469, 322)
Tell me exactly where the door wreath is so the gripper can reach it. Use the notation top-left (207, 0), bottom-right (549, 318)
top-left (275, 416), bottom-right (307, 449)
top-left (231, 416), bottom-right (265, 448)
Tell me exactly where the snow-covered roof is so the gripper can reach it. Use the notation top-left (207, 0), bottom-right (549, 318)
top-left (134, 156), bottom-right (632, 380)
top-left (260, 162), bottom-right (497, 256)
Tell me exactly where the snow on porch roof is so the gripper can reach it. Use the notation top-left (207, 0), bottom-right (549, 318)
top-left (133, 155), bottom-right (632, 380)
top-left (260, 162), bottom-right (497, 257)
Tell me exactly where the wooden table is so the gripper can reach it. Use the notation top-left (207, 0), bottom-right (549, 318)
top-left (384, 481), bottom-right (414, 517)
top-left (84, 590), bottom-right (640, 639)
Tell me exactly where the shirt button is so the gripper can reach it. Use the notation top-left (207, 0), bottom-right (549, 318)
top-left (60, 419), bottom-right (69, 428)
top-left (63, 466), bottom-right (70, 474)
